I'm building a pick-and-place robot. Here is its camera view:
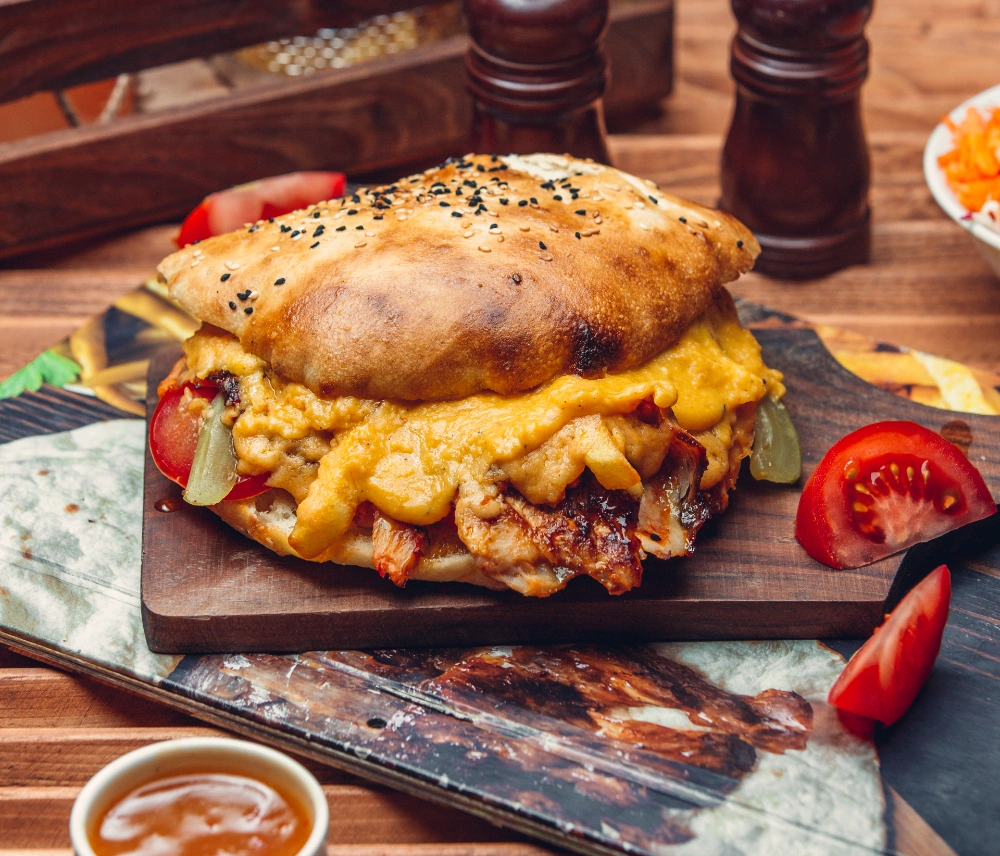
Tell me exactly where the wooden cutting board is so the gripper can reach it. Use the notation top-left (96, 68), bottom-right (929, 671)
top-left (141, 318), bottom-right (1000, 652)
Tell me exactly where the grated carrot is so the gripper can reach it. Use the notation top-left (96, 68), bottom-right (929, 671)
top-left (938, 106), bottom-right (1000, 211)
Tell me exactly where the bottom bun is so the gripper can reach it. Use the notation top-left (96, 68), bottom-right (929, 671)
top-left (210, 490), bottom-right (506, 589)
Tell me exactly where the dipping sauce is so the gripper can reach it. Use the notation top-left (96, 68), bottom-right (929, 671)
top-left (89, 771), bottom-right (311, 856)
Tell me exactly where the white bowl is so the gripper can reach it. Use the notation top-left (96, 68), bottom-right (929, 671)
top-left (924, 82), bottom-right (1000, 278)
top-left (69, 736), bottom-right (328, 856)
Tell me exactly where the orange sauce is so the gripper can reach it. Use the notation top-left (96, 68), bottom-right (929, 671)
top-left (90, 771), bottom-right (312, 856)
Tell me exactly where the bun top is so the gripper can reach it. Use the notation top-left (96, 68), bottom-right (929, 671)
top-left (158, 154), bottom-right (759, 401)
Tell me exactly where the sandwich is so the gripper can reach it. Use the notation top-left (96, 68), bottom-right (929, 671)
top-left (152, 153), bottom-right (783, 597)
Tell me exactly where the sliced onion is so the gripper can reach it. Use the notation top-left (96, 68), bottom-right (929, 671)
top-left (184, 394), bottom-right (239, 506)
top-left (750, 394), bottom-right (802, 484)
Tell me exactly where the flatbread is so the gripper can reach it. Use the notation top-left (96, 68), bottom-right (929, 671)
top-left (158, 153), bottom-right (759, 401)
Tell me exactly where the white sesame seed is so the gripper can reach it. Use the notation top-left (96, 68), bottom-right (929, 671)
top-left (497, 235), bottom-right (505, 242)
top-left (519, 225), bottom-right (530, 232)
top-left (634, 201), bottom-right (646, 209)
top-left (247, 290), bottom-right (259, 300)
top-left (366, 231), bottom-right (374, 237)
top-left (355, 240), bottom-right (367, 248)
top-left (463, 230), bottom-right (474, 238)
top-left (639, 222), bottom-right (649, 230)
top-left (549, 225), bottom-right (559, 233)
top-left (190, 260), bottom-right (200, 267)
top-left (538, 252), bottom-right (553, 261)
top-left (225, 261), bottom-right (240, 270)
top-left (271, 246), bottom-right (281, 252)
top-left (622, 201), bottom-right (633, 210)
top-left (478, 245), bottom-right (491, 253)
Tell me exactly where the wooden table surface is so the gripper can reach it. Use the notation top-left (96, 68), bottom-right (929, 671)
top-left (2, 0), bottom-right (999, 853)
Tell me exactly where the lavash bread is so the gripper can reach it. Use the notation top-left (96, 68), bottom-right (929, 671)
top-left (158, 153), bottom-right (759, 403)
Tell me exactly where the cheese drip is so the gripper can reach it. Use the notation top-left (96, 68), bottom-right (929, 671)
top-left (182, 293), bottom-right (783, 559)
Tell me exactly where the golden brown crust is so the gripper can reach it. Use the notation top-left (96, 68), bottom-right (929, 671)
top-left (158, 154), bottom-right (759, 401)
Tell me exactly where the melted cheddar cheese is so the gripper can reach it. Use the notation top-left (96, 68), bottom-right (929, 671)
top-left (182, 295), bottom-right (782, 559)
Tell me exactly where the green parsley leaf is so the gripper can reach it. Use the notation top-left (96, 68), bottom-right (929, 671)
top-left (0, 350), bottom-right (81, 400)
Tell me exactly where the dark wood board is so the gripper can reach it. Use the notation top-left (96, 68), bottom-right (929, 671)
top-left (141, 320), bottom-right (1000, 653)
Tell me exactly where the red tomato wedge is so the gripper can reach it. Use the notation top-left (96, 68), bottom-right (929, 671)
top-left (149, 382), bottom-right (270, 502)
top-left (795, 421), bottom-right (996, 569)
top-left (176, 171), bottom-right (346, 247)
top-left (829, 564), bottom-right (951, 726)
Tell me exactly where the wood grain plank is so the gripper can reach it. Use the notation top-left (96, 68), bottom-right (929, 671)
top-left (0, 0), bottom-right (429, 104)
top-left (0, 784), bottom-right (529, 848)
top-left (0, 669), bottom-right (199, 729)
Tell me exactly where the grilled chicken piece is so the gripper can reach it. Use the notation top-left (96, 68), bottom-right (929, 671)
top-left (371, 509), bottom-right (428, 586)
top-left (454, 474), bottom-right (643, 596)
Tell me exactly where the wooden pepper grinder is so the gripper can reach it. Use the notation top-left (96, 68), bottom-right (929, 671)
top-left (463, 0), bottom-right (611, 164)
top-left (720, 0), bottom-right (874, 279)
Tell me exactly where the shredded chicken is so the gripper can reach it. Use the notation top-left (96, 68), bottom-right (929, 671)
top-left (370, 508), bottom-right (428, 586)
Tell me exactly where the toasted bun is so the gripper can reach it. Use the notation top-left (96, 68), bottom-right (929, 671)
top-left (158, 154), bottom-right (759, 401)
top-left (210, 489), bottom-right (505, 589)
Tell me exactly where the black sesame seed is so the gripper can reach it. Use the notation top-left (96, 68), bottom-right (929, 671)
top-left (274, 278), bottom-right (286, 285)
top-left (220, 273), bottom-right (231, 282)
top-left (291, 230), bottom-right (300, 238)
top-left (373, 214), bottom-right (383, 220)
top-left (490, 154), bottom-right (498, 162)
top-left (244, 307), bottom-right (253, 314)
top-left (267, 218), bottom-right (274, 223)
top-left (737, 240), bottom-right (744, 248)
top-left (679, 217), bottom-right (687, 223)
top-left (530, 197), bottom-right (537, 204)
top-left (469, 196), bottom-right (482, 206)
top-left (313, 211), bottom-right (321, 218)
top-left (336, 225), bottom-right (346, 231)
top-left (313, 226), bottom-right (324, 237)
top-left (456, 188), bottom-right (464, 196)
top-left (439, 201), bottom-right (451, 207)
top-left (649, 195), bottom-right (659, 205)
top-left (575, 232), bottom-right (581, 239)
top-left (512, 273), bottom-right (522, 283)
top-left (489, 223), bottom-right (498, 229)
top-left (575, 209), bottom-right (586, 215)
top-left (351, 194), bottom-right (360, 203)
top-left (477, 164), bottom-right (485, 172)
top-left (248, 224), bottom-right (258, 233)
top-left (451, 211), bottom-right (463, 217)
top-left (649, 532), bottom-right (662, 542)
top-left (477, 204), bottom-right (487, 212)
top-left (347, 209), bottom-right (358, 215)
top-left (229, 301), bottom-right (236, 309)
top-left (356, 225), bottom-right (364, 230)
top-left (499, 198), bottom-right (508, 205)
top-left (310, 241), bottom-right (320, 248)
top-left (280, 225), bottom-right (291, 232)
top-left (518, 200), bottom-right (528, 207)
top-left (539, 241), bottom-right (546, 250)
top-left (553, 195), bottom-right (563, 201)
top-left (191, 239), bottom-right (201, 245)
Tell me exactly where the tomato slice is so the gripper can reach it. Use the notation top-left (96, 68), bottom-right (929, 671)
top-left (176, 171), bottom-right (347, 247)
top-left (149, 382), bottom-right (270, 502)
top-left (829, 564), bottom-right (951, 726)
top-left (795, 420), bottom-right (996, 569)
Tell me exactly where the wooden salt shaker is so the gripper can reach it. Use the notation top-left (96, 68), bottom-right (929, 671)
top-left (720, 0), bottom-right (873, 279)
top-left (463, 0), bottom-right (611, 163)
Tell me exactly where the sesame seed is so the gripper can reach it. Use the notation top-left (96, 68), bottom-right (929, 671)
top-left (553, 195), bottom-right (563, 201)
top-left (311, 241), bottom-right (320, 248)
top-left (519, 224), bottom-right (530, 232)
top-left (497, 235), bottom-right (504, 242)
top-left (355, 240), bottom-right (367, 248)
top-left (490, 223), bottom-right (498, 229)
top-left (220, 273), bottom-right (231, 282)
top-left (365, 231), bottom-right (374, 237)
top-left (575, 209), bottom-right (586, 215)
top-left (229, 301), bottom-right (236, 309)
top-left (348, 209), bottom-right (358, 215)
top-left (271, 245), bottom-right (281, 252)
top-left (439, 201), bottom-right (451, 207)
top-left (247, 291), bottom-right (258, 300)
top-left (356, 225), bottom-right (364, 230)
top-left (575, 232), bottom-right (581, 239)
top-left (539, 241), bottom-right (546, 250)
top-left (539, 252), bottom-right (553, 262)
top-left (478, 245), bottom-right (491, 252)
top-left (518, 200), bottom-right (528, 207)
top-left (452, 211), bottom-right (463, 217)
top-left (244, 307), bottom-right (253, 314)
top-left (225, 261), bottom-right (240, 270)
top-left (463, 230), bottom-right (474, 238)
top-left (649, 195), bottom-right (659, 204)
top-left (530, 197), bottom-right (537, 204)
top-left (512, 273), bottom-right (522, 283)
top-left (679, 217), bottom-right (687, 223)
top-left (313, 211), bottom-right (321, 218)
top-left (737, 240), bottom-right (744, 248)
top-left (274, 278), bottom-right (286, 285)
top-left (499, 199), bottom-right (509, 205)
top-left (336, 225), bottom-right (346, 231)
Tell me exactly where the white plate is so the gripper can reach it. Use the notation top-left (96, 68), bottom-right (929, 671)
top-left (924, 82), bottom-right (1000, 276)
